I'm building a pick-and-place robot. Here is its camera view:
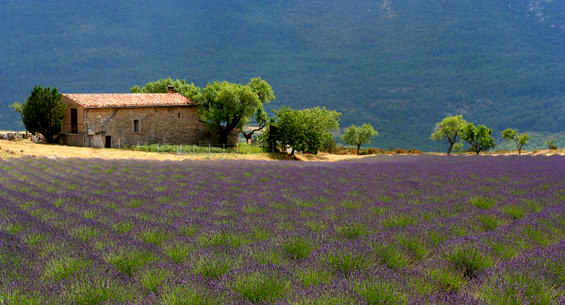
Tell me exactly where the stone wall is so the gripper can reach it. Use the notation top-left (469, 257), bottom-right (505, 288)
top-left (60, 96), bottom-right (86, 134)
top-left (0, 132), bottom-right (44, 142)
top-left (82, 106), bottom-right (237, 148)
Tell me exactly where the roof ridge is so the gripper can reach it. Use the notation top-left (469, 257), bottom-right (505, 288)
top-left (62, 92), bottom-right (194, 108)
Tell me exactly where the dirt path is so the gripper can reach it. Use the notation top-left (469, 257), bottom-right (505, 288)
top-left (0, 140), bottom-right (372, 161)
top-left (1, 140), bottom-right (562, 161)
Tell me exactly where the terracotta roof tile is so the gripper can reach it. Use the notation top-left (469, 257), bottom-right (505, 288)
top-left (62, 93), bottom-right (194, 108)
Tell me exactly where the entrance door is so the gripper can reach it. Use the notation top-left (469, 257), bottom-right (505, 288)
top-left (105, 136), bottom-right (112, 148)
top-left (71, 108), bottom-right (78, 133)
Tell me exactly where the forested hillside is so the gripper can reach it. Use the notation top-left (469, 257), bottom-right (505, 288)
top-left (1, 0), bottom-right (564, 150)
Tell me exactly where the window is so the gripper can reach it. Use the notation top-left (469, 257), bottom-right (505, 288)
top-left (178, 112), bottom-right (181, 118)
top-left (133, 119), bottom-right (140, 133)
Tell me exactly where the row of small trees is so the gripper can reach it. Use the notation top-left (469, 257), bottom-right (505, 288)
top-left (431, 115), bottom-right (531, 155)
top-left (12, 78), bottom-right (379, 155)
top-left (133, 78), bottom-right (381, 155)
top-left (10, 81), bottom-right (540, 156)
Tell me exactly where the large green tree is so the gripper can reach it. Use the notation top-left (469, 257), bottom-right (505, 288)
top-left (21, 86), bottom-right (66, 143)
top-left (430, 115), bottom-right (467, 154)
top-left (239, 77), bottom-right (275, 143)
top-left (502, 129), bottom-right (530, 155)
top-left (132, 77), bottom-right (274, 146)
top-left (197, 77), bottom-right (274, 146)
top-left (342, 123), bottom-right (379, 155)
top-left (269, 106), bottom-right (340, 155)
top-left (130, 78), bottom-right (201, 100)
top-left (462, 123), bottom-right (495, 155)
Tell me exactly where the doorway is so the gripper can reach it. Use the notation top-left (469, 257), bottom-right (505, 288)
top-left (71, 108), bottom-right (78, 133)
top-left (105, 136), bottom-right (112, 148)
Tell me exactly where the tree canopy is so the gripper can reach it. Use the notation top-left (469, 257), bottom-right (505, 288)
top-left (197, 77), bottom-right (274, 145)
top-left (21, 86), bottom-right (66, 143)
top-left (239, 77), bottom-right (275, 143)
top-left (131, 77), bottom-right (274, 145)
top-left (342, 123), bottom-right (379, 155)
top-left (502, 129), bottom-right (530, 155)
top-left (130, 78), bottom-right (200, 100)
top-left (462, 123), bottom-right (495, 155)
top-left (268, 106), bottom-right (340, 155)
top-left (430, 115), bottom-right (467, 154)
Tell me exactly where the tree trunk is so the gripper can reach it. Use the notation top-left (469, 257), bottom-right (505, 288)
top-left (447, 142), bottom-right (454, 155)
top-left (243, 132), bottom-right (252, 144)
top-left (357, 144), bottom-right (361, 155)
top-left (219, 130), bottom-right (229, 146)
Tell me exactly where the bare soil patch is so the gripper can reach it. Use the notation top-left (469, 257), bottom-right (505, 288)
top-left (0, 140), bottom-right (368, 161)
top-left (1, 140), bottom-right (562, 161)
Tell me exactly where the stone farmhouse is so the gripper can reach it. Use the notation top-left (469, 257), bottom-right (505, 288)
top-left (58, 87), bottom-right (237, 148)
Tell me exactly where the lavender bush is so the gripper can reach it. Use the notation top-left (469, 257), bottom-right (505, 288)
top-left (0, 155), bottom-right (563, 304)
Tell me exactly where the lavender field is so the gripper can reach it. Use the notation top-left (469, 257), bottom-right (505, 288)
top-left (0, 155), bottom-right (564, 304)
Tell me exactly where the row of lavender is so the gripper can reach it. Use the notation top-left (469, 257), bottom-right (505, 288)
top-left (0, 155), bottom-right (563, 304)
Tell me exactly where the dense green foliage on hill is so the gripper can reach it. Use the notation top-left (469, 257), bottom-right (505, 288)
top-left (1, 0), bottom-right (564, 150)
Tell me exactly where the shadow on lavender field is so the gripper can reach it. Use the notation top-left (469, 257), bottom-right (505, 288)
top-left (0, 155), bottom-right (563, 304)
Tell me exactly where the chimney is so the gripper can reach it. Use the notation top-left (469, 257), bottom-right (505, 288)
top-left (167, 86), bottom-right (175, 93)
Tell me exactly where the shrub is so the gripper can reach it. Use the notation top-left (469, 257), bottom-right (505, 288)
top-left (470, 196), bottom-right (497, 209)
top-left (163, 242), bottom-right (193, 263)
top-left (430, 268), bottom-right (467, 292)
top-left (397, 235), bottom-right (429, 261)
top-left (104, 249), bottom-right (155, 277)
top-left (234, 272), bottom-right (290, 303)
top-left (546, 139), bottom-right (557, 150)
top-left (160, 285), bottom-right (211, 305)
top-left (395, 148), bottom-right (407, 154)
top-left (141, 269), bottom-right (171, 293)
top-left (297, 268), bottom-right (332, 287)
top-left (193, 256), bottom-right (234, 279)
top-left (0, 291), bottom-right (43, 305)
top-left (66, 275), bottom-right (133, 305)
top-left (447, 245), bottom-right (493, 278)
top-left (476, 214), bottom-right (500, 231)
top-left (356, 281), bottom-right (407, 305)
top-left (375, 245), bottom-right (410, 269)
top-left (139, 228), bottom-right (169, 246)
top-left (284, 237), bottom-right (313, 259)
top-left (503, 205), bottom-right (525, 219)
top-left (339, 222), bottom-right (369, 239)
top-left (480, 273), bottom-right (563, 305)
top-left (382, 214), bottom-right (416, 229)
top-left (198, 231), bottom-right (247, 248)
top-left (324, 250), bottom-right (368, 274)
top-left (43, 257), bottom-right (91, 281)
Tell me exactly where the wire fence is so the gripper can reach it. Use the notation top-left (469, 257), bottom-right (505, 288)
top-left (125, 142), bottom-right (277, 154)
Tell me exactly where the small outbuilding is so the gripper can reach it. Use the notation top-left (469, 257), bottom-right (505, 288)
top-left (58, 89), bottom-right (237, 148)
